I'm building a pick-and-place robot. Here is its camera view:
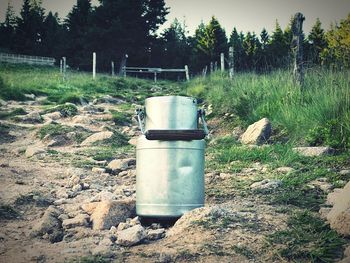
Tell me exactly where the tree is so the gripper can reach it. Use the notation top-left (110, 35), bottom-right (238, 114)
top-left (242, 31), bottom-right (261, 70)
top-left (268, 20), bottom-right (290, 68)
top-left (14, 0), bottom-right (45, 54)
top-left (229, 27), bottom-right (244, 71)
top-left (0, 1), bottom-right (17, 51)
top-left (41, 12), bottom-right (64, 58)
top-left (196, 16), bottom-right (228, 66)
top-left (321, 13), bottom-right (350, 68)
top-left (161, 18), bottom-right (190, 69)
top-left (307, 18), bottom-right (327, 65)
top-left (64, 0), bottom-right (93, 69)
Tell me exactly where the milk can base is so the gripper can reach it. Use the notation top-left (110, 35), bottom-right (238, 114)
top-left (136, 204), bottom-right (204, 218)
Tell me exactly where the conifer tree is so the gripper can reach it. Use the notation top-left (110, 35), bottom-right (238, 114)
top-left (307, 18), bottom-right (326, 65)
top-left (0, 1), bottom-right (17, 51)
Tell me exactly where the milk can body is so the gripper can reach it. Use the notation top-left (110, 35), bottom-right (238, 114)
top-left (136, 135), bottom-right (205, 218)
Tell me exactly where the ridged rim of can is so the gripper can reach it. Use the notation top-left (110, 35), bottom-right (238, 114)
top-left (136, 136), bottom-right (205, 150)
top-left (145, 95), bottom-right (197, 104)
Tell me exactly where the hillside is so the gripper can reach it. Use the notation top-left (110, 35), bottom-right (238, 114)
top-left (0, 64), bottom-right (349, 262)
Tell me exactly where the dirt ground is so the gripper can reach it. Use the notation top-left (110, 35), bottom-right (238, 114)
top-left (0, 97), bottom-right (345, 263)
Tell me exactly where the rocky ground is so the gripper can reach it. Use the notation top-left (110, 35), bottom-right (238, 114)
top-left (0, 95), bottom-right (349, 263)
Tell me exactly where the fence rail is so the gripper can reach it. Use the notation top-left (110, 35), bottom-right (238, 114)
top-left (122, 66), bottom-right (189, 82)
top-left (0, 53), bottom-right (55, 66)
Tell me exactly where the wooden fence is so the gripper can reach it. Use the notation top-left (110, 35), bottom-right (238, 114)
top-left (0, 53), bottom-right (55, 66)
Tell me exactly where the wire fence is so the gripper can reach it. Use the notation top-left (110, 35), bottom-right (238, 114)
top-left (0, 52), bottom-right (55, 66)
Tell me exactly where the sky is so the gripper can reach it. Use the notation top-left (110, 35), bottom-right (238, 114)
top-left (0, 0), bottom-right (349, 36)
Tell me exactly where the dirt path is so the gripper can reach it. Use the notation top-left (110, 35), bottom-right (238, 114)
top-left (0, 97), bottom-right (347, 263)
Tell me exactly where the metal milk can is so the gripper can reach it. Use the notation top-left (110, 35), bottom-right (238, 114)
top-left (135, 96), bottom-right (208, 218)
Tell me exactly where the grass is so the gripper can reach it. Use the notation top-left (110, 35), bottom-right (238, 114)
top-left (266, 210), bottom-right (345, 262)
top-left (187, 69), bottom-right (350, 149)
top-left (110, 110), bottom-right (132, 126)
top-left (0, 63), bottom-right (184, 105)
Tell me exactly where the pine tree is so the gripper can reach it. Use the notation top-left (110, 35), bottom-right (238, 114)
top-left (42, 12), bottom-right (63, 57)
top-left (229, 27), bottom-right (244, 71)
top-left (14, 0), bottom-right (45, 54)
top-left (307, 18), bottom-right (326, 65)
top-left (268, 20), bottom-right (290, 68)
top-left (0, 1), bottom-right (17, 51)
top-left (196, 16), bottom-right (228, 65)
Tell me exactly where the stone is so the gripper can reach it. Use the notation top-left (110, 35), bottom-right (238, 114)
top-left (275, 167), bottom-right (294, 173)
top-left (81, 202), bottom-right (99, 215)
top-left (117, 222), bottom-right (130, 231)
top-left (339, 170), bottom-right (350, 176)
top-left (72, 115), bottom-right (92, 125)
top-left (250, 179), bottom-right (282, 191)
top-left (293, 146), bottom-right (334, 157)
top-left (30, 206), bottom-right (63, 243)
top-left (107, 158), bottom-right (134, 172)
top-left (326, 182), bottom-right (350, 236)
top-left (46, 135), bottom-right (70, 147)
top-left (92, 238), bottom-right (114, 256)
top-left (62, 214), bottom-right (89, 229)
top-left (89, 191), bottom-right (115, 202)
top-left (72, 184), bottom-right (82, 192)
top-left (42, 111), bottom-right (62, 121)
top-left (90, 199), bottom-right (136, 230)
top-left (128, 138), bottom-right (137, 146)
top-left (130, 216), bottom-right (141, 226)
top-left (240, 118), bottom-right (271, 145)
top-left (92, 167), bottom-right (106, 174)
top-left (25, 146), bottom-right (46, 158)
top-left (24, 93), bottom-right (36, 100)
top-left (147, 228), bottom-right (165, 240)
top-left (67, 174), bottom-right (80, 188)
top-left (80, 131), bottom-right (113, 146)
top-left (96, 95), bottom-right (124, 105)
top-left (20, 111), bottom-right (43, 123)
top-left (117, 225), bottom-right (146, 246)
top-left (308, 178), bottom-right (333, 192)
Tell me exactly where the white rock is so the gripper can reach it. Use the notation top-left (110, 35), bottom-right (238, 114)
top-left (339, 170), bottom-right (350, 176)
top-left (25, 146), bottom-right (45, 158)
top-left (107, 159), bottom-right (130, 172)
top-left (72, 184), bottom-right (83, 192)
top-left (80, 131), bottom-right (113, 146)
top-left (67, 174), bottom-right (80, 188)
top-left (92, 167), bottom-right (106, 174)
top-left (275, 167), bottom-right (294, 173)
top-left (62, 214), bottom-right (89, 229)
top-left (293, 146), bottom-right (334, 157)
top-left (240, 118), bottom-right (271, 145)
top-left (90, 191), bottom-right (115, 202)
top-left (90, 199), bottom-right (135, 230)
top-left (117, 225), bottom-right (146, 246)
top-left (250, 179), bottom-right (282, 190)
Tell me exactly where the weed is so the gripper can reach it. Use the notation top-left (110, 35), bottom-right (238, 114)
top-left (0, 108), bottom-right (27, 119)
top-left (266, 210), bottom-right (345, 262)
top-left (0, 204), bottom-right (20, 220)
top-left (232, 245), bottom-right (255, 259)
top-left (37, 123), bottom-right (75, 140)
top-left (68, 255), bottom-right (110, 263)
top-left (93, 131), bottom-right (129, 148)
top-left (110, 110), bottom-right (131, 126)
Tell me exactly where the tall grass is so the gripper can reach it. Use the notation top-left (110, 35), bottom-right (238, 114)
top-left (187, 69), bottom-right (350, 148)
top-left (0, 63), bottom-right (184, 104)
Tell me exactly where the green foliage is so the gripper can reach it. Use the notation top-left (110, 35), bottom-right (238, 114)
top-left (266, 211), bottom-right (345, 262)
top-left (0, 204), bottom-right (19, 220)
top-left (46, 103), bottom-right (78, 117)
top-left (306, 119), bottom-right (349, 149)
top-left (0, 107), bottom-right (27, 119)
top-left (37, 123), bottom-right (75, 139)
top-left (110, 110), bottom-right (131, 126)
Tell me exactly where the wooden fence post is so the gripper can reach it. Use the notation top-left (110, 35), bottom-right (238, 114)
top-left (111, 61), bottom-right (115, 76)
top-left (202, 66), bottom-right (208, 77)
top-left (185, 65), bottom-right (189, 81)
top-left (220, 53), bottom-right (225, 71)
top-left (210, 62), bottom-right (213, 73)
top-left (214, 61), bottom-right (218, 71)
top-left (229, 46), bottom-right (234, 79)
top-left (62, 57), bottom-right (66, 80)
top-left (60, 59), bottom-right (63, 74)
top-left (93, 52), bottom-right (96, 80)
top-left (291, 12), bottom-right (305, 87)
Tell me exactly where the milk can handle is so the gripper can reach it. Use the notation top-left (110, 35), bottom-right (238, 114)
top-left (198, 109), bottom-right (209, 136)
top-left (136, 108), bottom-right (145, 134)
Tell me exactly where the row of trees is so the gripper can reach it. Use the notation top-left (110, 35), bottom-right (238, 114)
top-left (0, 0), bottom-right (349, 74)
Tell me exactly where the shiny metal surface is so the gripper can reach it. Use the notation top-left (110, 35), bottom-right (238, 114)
top-left (136, 135), bottom-right (205, 218)
top-left (144, 96), bottom-right (198, 131)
